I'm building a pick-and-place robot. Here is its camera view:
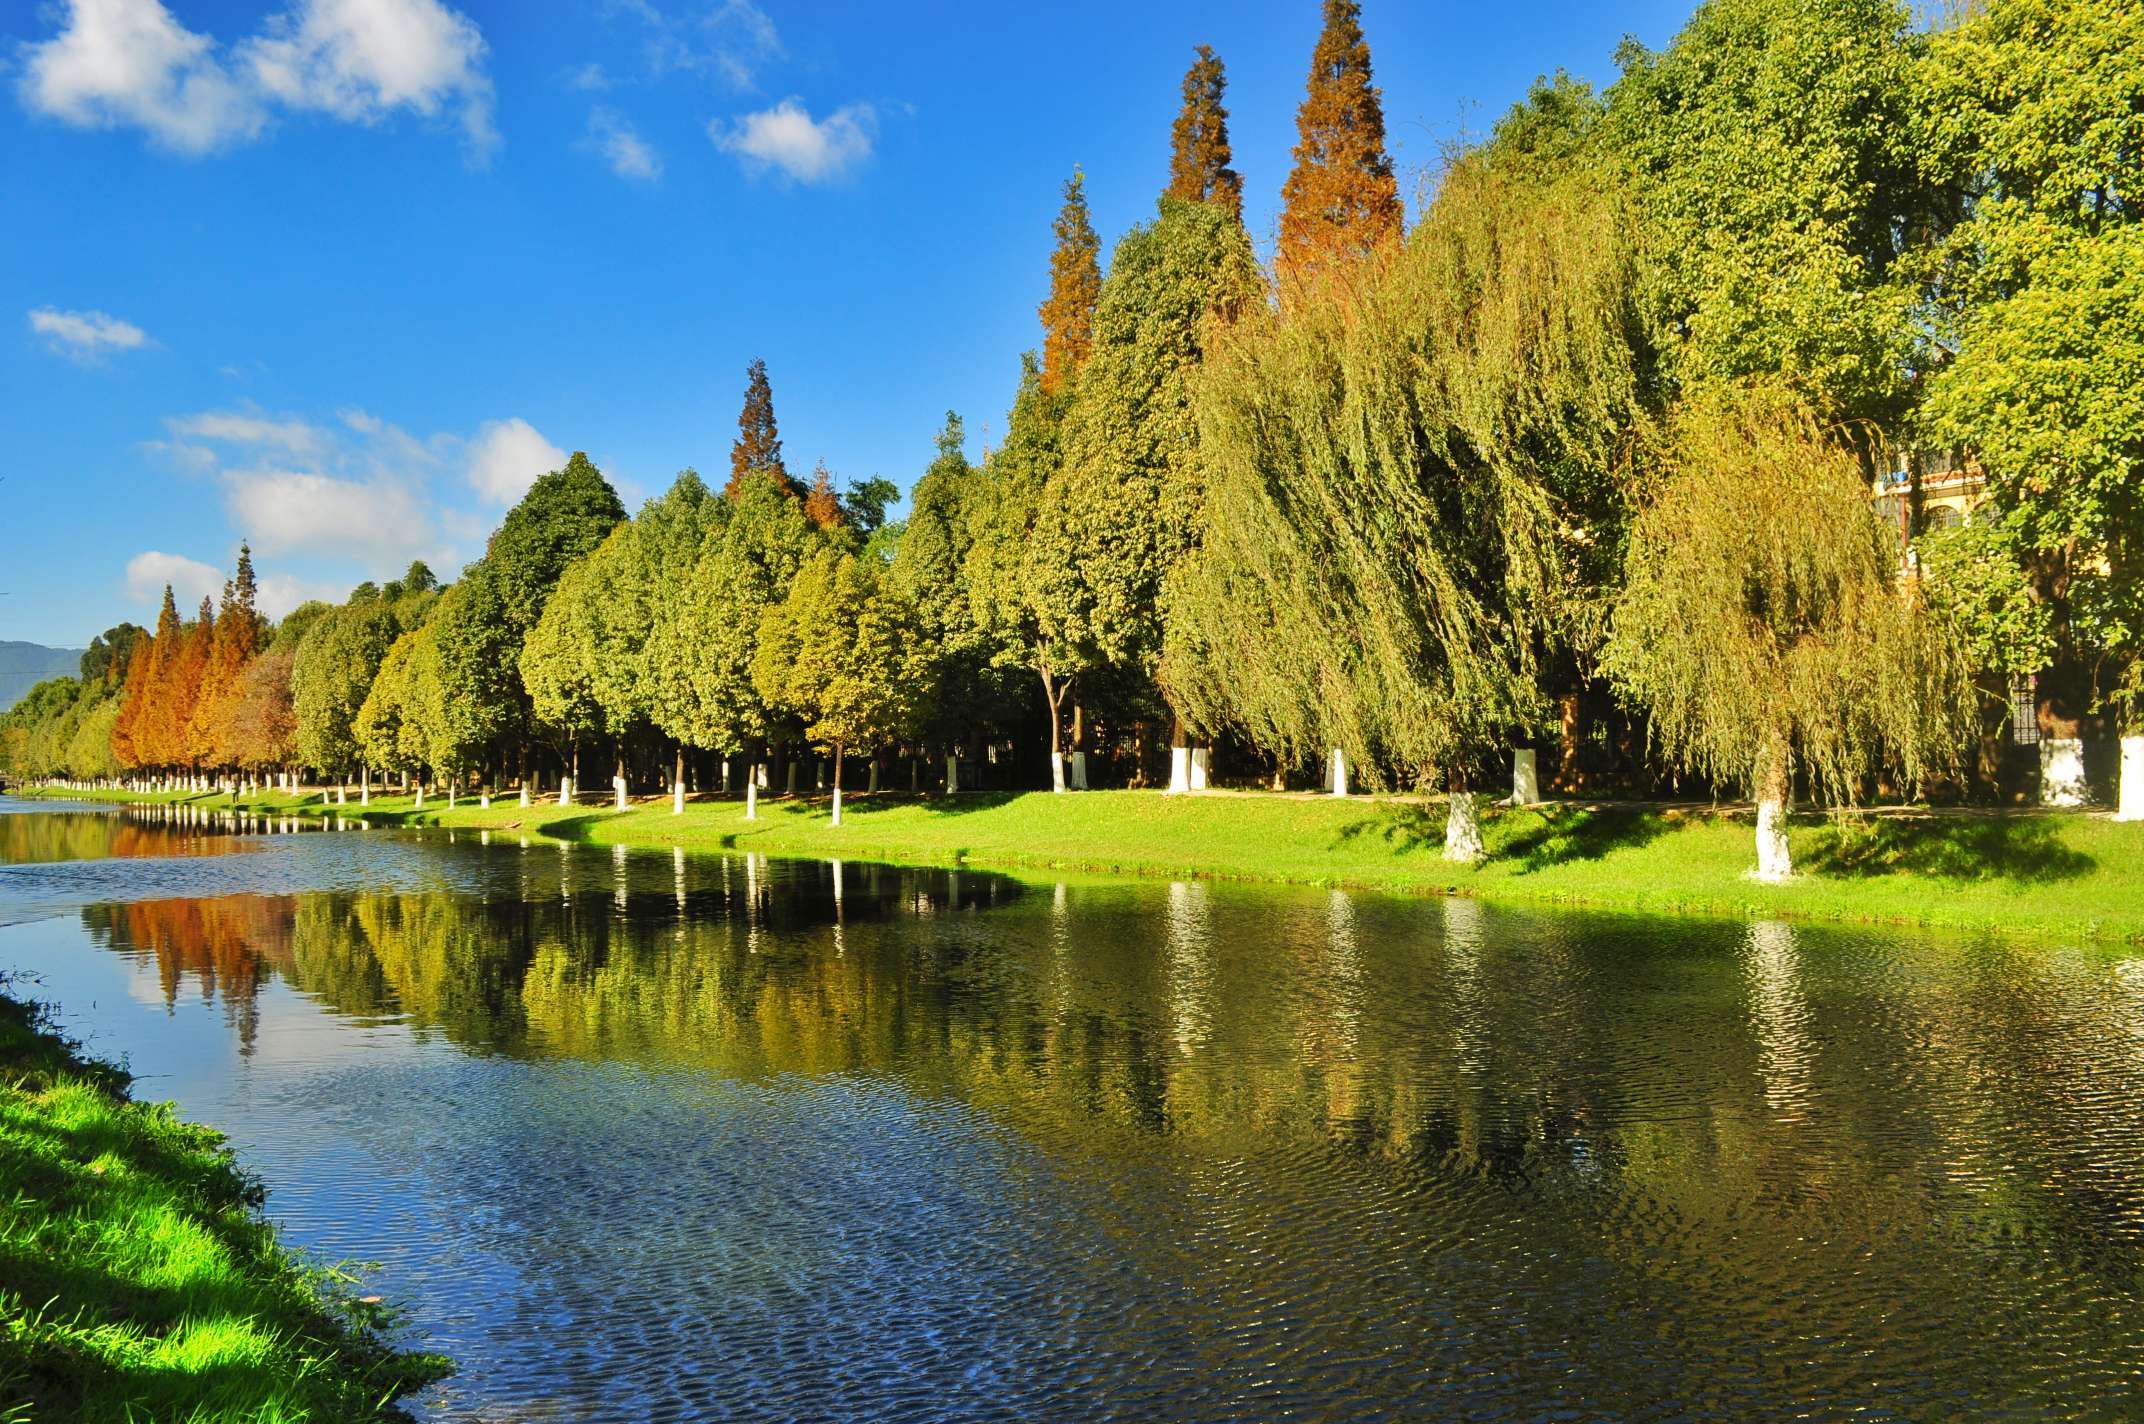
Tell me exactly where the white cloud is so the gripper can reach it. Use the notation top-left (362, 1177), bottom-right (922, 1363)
top-left (466, 417), bottom-right (566, 505)
top-left (126, 549), bottom-right (224, 611)
top-left (255, 570), bottom-right (353, 618)
top-left (713, 97), bottom-right (874, 183)
top-left (565, 60), bottom-right (609, 91)
top-left (17, 0), bottom-right (264, 154)
top-left (224, 467), bottom-right (432, 563)
top-left (168, 407), bottom-right (326, 457)
top-left (28, 305), bottom-right (152, 361)
top-left (583, 106), bottom-right (660, 180)
top-left (242, 0), bottom-right (496, 160)
top-left (15, 0), bottom-right (495, 159)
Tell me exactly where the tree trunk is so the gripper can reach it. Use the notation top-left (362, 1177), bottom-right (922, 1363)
top-left (831, 743), bottom-right (844, 827)
top-left (785, 759), bottom-right (798, 796)
top-left (1166, 714), bottom-right (1190, 794)
top-left (615, 748), bottom-right (628, 811)
top-left (1510, 747), bottom-right (1539, 805)
top-left (745, 763), bottom-right (759, 820)
top-left (1329, 748), bottom-right (1348, 797)
top-left (1041, 661), bottom-right (1074, 794)
top-left (673, 745), bottom-right (686, 815)
top-left (1443, 785), bottom-right (1484, 864)
top-left (945, 750), bottom-right (960, 795)
top-left (414, 778), bottom-right (425, 809)
top-left (1755, 746), bottom-right (1792, 882)
top-left (867, 756), bottom-right (880, 795)
top-left (2119, 735), bottom-right (2144, 822)
top-left (360, 764), bottom-right (370, 807)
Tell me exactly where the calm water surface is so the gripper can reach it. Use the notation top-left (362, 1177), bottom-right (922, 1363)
top-left (4, 797), bottom-right (2144, 1420)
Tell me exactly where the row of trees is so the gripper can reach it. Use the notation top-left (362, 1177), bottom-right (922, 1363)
top-left (8, 0), bottom-right (2138, 877)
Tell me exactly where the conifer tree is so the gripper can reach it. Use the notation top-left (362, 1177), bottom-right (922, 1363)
top-left (114, 586), bottom-right (177, 770)
top-left (193, 545), bottom-right (262, 766)
top-left (727, 358), bottom-right (790, 499)
top-left (803, 460), bottom-right (844, 529)
top-left (1277, 0), bottom-right (1403, 285)
top-left (1038, 169), bottom-right (1102, 396)
top-left (1165, 45), bottom-right (1243, 220)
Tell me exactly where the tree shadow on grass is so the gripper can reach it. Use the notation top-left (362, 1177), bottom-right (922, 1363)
top-left (1801, 815), bottom-right (2096, 883)
top-left (1332, 801), bottom-right (1678, 873)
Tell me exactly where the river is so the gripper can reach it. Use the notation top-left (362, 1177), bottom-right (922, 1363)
top-left (3, 797), bottom-right (2142, 1419)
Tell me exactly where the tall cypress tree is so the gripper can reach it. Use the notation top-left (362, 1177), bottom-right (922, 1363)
top-left (1038, 169), bottom-right (1102, 396)
top-left (114, 585), bottom-right (178, 770)
top-left (1277, 0), bottom-right (1403, 284)
top-left (1164, 45), bottom-right (1243, 220)
top-left (726, 358), bottom-right (790, 499)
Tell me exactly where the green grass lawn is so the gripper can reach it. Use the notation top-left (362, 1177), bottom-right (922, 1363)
top-left (0, 979), bottom-right (446, 1422)
top-left (33, 784), bottom-right (2144, 944)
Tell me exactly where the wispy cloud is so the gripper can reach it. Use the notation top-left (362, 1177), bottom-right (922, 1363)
top-left (607, 0), bottom-right (781, 90)
top-left (15, 0), bottom-right (497, 161)
top-left (582, 106), bottom-right (661, 180)
top-left (713, 97), bottom-right (875, 183)
top-left (28, 305), bottom-right (152, 362)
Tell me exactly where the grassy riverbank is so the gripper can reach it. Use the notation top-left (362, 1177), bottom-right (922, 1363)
top-left (0, 978), bottom-right (444, 1422)
top-left (29, 784), bottom-right (2144, 944)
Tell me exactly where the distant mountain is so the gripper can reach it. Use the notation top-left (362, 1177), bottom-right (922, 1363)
top-left (0, 642), bottom-right (85, 714)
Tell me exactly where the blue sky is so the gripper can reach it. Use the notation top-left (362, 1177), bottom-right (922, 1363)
top-left (2, 0), bottom-right (1691, 648)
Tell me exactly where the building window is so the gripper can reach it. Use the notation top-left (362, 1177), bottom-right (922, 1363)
top-left (1924, 503), bottom-right (1965, 533)
top-left (2010, 674), bottom-right (2040, 746)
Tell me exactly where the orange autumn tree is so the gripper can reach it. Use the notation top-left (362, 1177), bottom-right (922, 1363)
top-left (1164, 45), bottom-right (1243, 220)
top-left (1276, 0), bottom-right (1403, 286)
top-left (726, 357), bottom-right (791, 500)
top-left (191, 545), bottom-right (263, 767)
top-left (112, 585), bottom-right (177, 772)
top-left (1038, 168), bottom-right (1101, 395)
top-left (803, 460), bottom-right (844, 530)
top-left (162, 598), bottom-right (215, 773)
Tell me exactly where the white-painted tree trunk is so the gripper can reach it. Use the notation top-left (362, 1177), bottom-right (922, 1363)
top-left (336, 780), bottom-right (346, 805)
top-left (1754, 795), bottom-right (1792, 881)
top-left (614, 775), bottom-right (627, 811)
top-left (518, 783), bottom-right (530, 808)
top-left (1069, 751), bottom-right (1089, 790)
top-left (673, 775), bottom-right (686, 815)
top-left (1189, 747), bottom-right (1211, 791)
top-left (360, 765), bottom-right (370, 807)
top-left (745, 775), bottom-right (758, 820)
top-left (1050, 751), bottom-right (1067, 793)
top-left (1167, 744), bottom-right (1191, 794)
top-left (1443, 791), bottom-right (1485, 863)
top-left (720, 759), bottom-right (731, 793)
top-left (480, 792), bottom-right (490, 808)
top-left (447, 782), bottom-right (457, 810)
top-left (2117, 736), bottom-right (2144, 822)
top-left (945, 754), bottom-right (960, 794)
top-left (1510, 748), bottom-right (1539, 805)
top-left (414, 782), bottom-right (424, 809)
top-left (2040, 737), bottom-right (2087, 807)
top-left (1329, 748), bottom-right (1349, 797)
top-left (558, 774), bottom-right (573, 807)
top-left (832, 780), bottom-right (842, 828)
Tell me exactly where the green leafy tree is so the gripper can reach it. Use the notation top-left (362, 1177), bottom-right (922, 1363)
top-left (752, 548), bottom-right (936, 824)
top-left (293, 592), bottom-right (403, 777)
top-left (1604, 388), bottom-right (1974, 879)
top-left (432, 452), bottom-right (624, 781)
top-left (648, 470), bottom-right (817, 770)
top-left (1172, 125), bottom-right (1645, 848)
top-left (1029, 196), bottom-right (1261, 772)
top-left (1607, 0), bottom-right (1938, 428)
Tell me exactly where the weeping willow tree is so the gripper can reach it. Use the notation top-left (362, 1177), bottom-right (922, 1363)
top-left (1165, 116), bottom-right (1646, 859)
top-left (1602, 387), bottom-right (1974, 880)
